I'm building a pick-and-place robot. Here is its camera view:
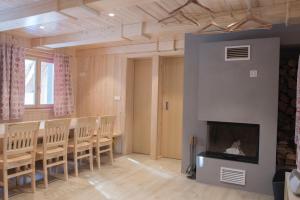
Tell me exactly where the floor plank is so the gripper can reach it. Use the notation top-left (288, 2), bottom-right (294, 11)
top-left (11, 154), bottom-right (272, 200)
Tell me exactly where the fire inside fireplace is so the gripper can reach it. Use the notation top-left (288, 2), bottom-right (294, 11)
top-left (200, 121), bottom-right (260, 164)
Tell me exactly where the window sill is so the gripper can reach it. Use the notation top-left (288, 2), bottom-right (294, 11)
top-left (25, 105), bottom-right (53, 110)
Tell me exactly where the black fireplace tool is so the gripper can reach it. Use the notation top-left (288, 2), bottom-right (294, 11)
top-left (186, 136), bottom-right (197, 179)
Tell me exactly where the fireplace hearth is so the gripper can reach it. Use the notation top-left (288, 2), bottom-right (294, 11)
top-left (199, 121), bottom-right (260, 164)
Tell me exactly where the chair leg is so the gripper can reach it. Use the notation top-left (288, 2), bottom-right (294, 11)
top-left (31, 165), bottom-right (36, 193)
top-left (89, 147), bottom-right (93, 172)
top-left (43, 159), bottom-right (48, 189)
top-left (74, 152), bottom-right (78, 177)
top-left (3, 169), bottom-right (8, 200)
top-left (96, 146), bottom-right (101, 169)
top-left (54, 157), bottom-right (58, 174)
top-left (78, 152), bottom-right (82, 166)
top-left (64, 155), bottom-right (68, 181)
top-left (15, 167), bottom-right (20, 187)
top-left (110, 143), bottom-right (114, 164)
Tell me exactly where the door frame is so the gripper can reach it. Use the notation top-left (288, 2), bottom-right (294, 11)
top-left (122, 52), bottom-right (184, 160)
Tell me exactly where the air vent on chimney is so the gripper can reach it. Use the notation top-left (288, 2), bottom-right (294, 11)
top-left (220, 167), bottom-right (246, 186)
top-left (225, 45), bottom-right (250, 61)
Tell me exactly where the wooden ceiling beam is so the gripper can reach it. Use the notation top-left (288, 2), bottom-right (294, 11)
top-left (31, 1), bottom-right (300, 48)
top-left (87, 0), bottom-right (158, 11)
top-left (0, 0), bottom-right (101, 31)
top-left (32, 22), bottom-right (150, 48)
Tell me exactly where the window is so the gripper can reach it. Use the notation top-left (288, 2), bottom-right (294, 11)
top-left (24, 58), bottom-right (55, 107)
top-left (40, 62), bottom-right (54, 104)
top-left (24, 59), bottom-right (36, 105)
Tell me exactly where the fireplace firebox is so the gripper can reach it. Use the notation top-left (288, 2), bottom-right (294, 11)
top-left (199, 121), bottom-right (260, 164)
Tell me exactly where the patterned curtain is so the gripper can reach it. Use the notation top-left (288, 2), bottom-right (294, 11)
top-left (54, 53), bottom-right (74, 117)
top-left (0, 34), bottom-right (25, 120)
top-left (296, 55), bottom-right (300, 171)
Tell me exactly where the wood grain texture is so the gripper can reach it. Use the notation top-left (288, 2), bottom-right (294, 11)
top-left (2, 0), bottom-right (300, 48)
top-left (1, 121), bottom-right (40, 200)
top-left (123, 59), bottom-right (135, 154)
top-left (132, 58), bottom-right (152, 155)
top-left (10, 154), bottom-right (272, 200)
top-left (38, 118), bottom-right (71, 188)
top-left (150, 55), bottom-right (160, 159)
top-left (76, 54), bottom-right (123, 134)
top-left (160, 57), bottom-right (184, 159)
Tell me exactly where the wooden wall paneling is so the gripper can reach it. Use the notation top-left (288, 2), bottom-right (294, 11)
top-left (113, 55), bottom-right (123, 134)
top-left (112, 55), bottom-right (128, 154)
top-left (132, 58), bottom-right (152, 155)
top-left (123, 58), bottom-right (134, 154)
top-left (150, 55), bottom-right (160, 159)
top-left (76, 54), bottom-right (123, 131)
top-left (75, 47), bottom-right (184, 157)
top-left (75, 40), bottom-right (184, 57)
top-left (156, 59), bottom-right (164, 158)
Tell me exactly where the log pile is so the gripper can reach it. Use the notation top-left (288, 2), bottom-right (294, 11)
top-left (277, 50), bottom-right (299, 169)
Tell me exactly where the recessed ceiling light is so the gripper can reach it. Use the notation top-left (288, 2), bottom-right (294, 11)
top-left (108, 13), bottom-right (115, 17)
top-left (39, 25), bottom-right (45, 30)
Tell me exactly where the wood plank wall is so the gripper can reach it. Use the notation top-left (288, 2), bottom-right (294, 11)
top-left (75, 54), bottom-right (125, 134)
top-left (75, 42), bottom-right (184, 156)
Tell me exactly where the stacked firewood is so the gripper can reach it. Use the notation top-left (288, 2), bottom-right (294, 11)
top-left (277, 141), bottom-right (296, 168)
top-left (277, 50), bottom-right (299, 169)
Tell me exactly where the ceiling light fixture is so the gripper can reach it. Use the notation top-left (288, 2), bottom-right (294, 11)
top-left (39, 25), bottom-right (45, 30)
top-left (108, 13), bottom-right (115, 17)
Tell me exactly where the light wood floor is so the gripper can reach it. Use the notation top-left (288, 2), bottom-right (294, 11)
top-left (11, 154), bottom-right (272, 200)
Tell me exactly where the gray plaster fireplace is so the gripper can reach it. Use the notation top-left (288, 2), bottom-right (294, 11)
top-left (183, 36), bottom-right (280, 194)
top-left (199, 121), bottom-right (260, 164)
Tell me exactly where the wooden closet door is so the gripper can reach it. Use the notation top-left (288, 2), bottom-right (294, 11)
top-left (161, 57), bottom-right (184, 159)
top-left (132, 59), bottom-right (152, 154)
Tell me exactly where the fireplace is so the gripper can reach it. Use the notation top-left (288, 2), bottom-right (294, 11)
top-left (200, 121), bottom-right (260, 164)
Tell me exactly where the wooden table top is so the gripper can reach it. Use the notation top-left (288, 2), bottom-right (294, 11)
top-left (0, 118), bottom-right (122, 138)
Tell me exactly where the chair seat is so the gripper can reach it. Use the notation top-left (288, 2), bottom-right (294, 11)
top-left (0, 153), bottom-right (32, 163)
top-left (68, 140), bottom-right (91, 148)
top-left (36, 146), bottom-right (65, 155)
top-left (93, 137), bottom-right (112, 146)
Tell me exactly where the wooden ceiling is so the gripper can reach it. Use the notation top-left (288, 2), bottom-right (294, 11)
top-left (1, 0), bottom-right (300, 48)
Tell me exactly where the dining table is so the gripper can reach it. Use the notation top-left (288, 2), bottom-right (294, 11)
top-left (0, 118), bottom-right (122, 138)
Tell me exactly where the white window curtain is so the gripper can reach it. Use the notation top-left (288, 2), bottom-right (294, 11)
top-left (0, 34), bottom-right (25, 120)
top-left (296, 55), bottom-right (300, 171)
top-left (53, 53), bottom-right (74, 117)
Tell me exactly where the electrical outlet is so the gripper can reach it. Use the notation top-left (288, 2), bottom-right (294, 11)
top-left (249, 70), bottom-right (258, 78)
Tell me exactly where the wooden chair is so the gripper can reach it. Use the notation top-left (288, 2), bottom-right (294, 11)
top-left (94, 116), bottom-right (115, 169)
top-left (36, 119), bottom-right (71, 188)
top-left (68, 117), bottom-right (97, 177)
top-left (0, 121), bottom-right (39, 200)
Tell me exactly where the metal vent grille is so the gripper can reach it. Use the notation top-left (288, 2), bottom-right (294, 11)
top-left (220, 167), bottom-right (246, 186)
top-left (225, 45), bottom-right (250, 61)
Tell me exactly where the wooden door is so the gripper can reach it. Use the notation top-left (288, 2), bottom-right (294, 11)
top-left (160, 57), bottom-right (184, 159)
top-left (132, 59), bottom-right (152, 154)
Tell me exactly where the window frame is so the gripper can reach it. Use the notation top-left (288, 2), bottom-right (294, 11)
top-left (25, 57), bottom-right (54, 109)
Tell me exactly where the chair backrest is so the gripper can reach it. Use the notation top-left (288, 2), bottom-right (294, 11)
top-left (44, 119), bottom-right (71, 151)
top-left (4, 121), bottom-right (40, 158)
top-left (74, 117), bottom-right (97, 144)
top-left (98, 116), bottom-right (115, 139)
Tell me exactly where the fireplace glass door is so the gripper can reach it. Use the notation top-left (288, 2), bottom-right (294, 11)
top-left (206, 121), bottom-right (260, 164)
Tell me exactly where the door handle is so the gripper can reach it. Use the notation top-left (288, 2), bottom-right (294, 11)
top-left (165, 101), bottom-right (169, 111)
